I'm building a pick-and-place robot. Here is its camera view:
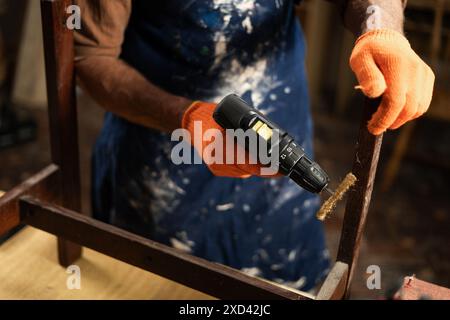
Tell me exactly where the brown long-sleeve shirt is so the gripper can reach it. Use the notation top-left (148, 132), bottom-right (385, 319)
top-left (73, 0), bottom-right (408, 132)
top-left (75, 0), bottom-right (407, 60)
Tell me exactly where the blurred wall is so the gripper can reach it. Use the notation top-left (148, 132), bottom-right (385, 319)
top-left (12, 0), bottom-right (47, 109)
top-left (299, 0), bottom-right (356, 112)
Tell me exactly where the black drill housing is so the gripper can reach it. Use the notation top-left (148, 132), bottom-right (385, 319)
top-left (214, 94), bottom-right (330, 194)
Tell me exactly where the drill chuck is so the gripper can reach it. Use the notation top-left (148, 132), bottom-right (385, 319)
top-left (214, 94), bottom-right (330, 194)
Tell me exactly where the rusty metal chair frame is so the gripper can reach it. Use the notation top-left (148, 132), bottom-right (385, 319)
top-left (0, 0), bottom-right (383, 300)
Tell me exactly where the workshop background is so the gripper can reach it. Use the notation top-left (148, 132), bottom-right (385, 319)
top-left (0, 0), bottom-right (449, 299)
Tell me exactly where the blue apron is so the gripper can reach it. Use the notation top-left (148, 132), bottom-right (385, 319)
top-left (92, 0), bottom-right (329, 291)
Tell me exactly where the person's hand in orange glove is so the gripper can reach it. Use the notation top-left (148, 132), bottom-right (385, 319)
top-left (182, 101), bottom-right (279, 178)
top-left (349, 29), bottom-right (435, 135)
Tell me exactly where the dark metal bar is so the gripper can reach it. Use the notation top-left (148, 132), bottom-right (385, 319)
top-left (19, 196), bottom-right (311, 300)
top-left (41, 0), bottom-right (82, 266)
top-left (336, 98), bottom-right (383, 296)
top-left (0, 165), bottom-right (59, 236)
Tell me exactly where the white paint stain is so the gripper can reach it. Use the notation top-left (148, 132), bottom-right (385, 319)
top-left (275, 276), bottom-right (307, 290)
top-left (208, 58), bottom-right (282, 109)
top-left (170, 238), bottom-right (192, 253)
top-left (262, 234), bottom-right (272, 244)
top-left (208, 1), bottom-right (282, 109)
top-left (242, 16), bottom-right (253, 33)
top-left (212, 33), bottom-right (228, 70)
top-left (216, 203), bottom-right (235, 211)
top-left (275, 0), bottom-right (283, 9)
top-left (270, 263), bottom-right (283, 271)
top-left (212, 0), bottom-right (256, 15)
top-left (241, 267), bottom-right (262, 277)
top-left (257, 248), bottom-right (269, 261)
top-left (235, 0), bottom-right (256, 13)
top-left (288, 249), bottom-right (297, 262)
top-left (258, 106), bottom-right (276, 116)
top-left (128, 166), bottom-right (186, 223)
top-left (273, 185), bottom-right (303, 210)
top-left (303, 199), bottom-right (312, 208)
top-left (177, 231), bottom-right (195, 247)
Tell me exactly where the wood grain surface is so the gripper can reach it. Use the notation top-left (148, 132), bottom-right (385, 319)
top-left (19, 197), bottom-right (312, 300)
top-left (0, 227), bottom-right (212, 300)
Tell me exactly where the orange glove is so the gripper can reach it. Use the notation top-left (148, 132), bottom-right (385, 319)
top-left (350, 29), bottom-right (435, 135)
top-left (182, 101), bottom-right (276, 178)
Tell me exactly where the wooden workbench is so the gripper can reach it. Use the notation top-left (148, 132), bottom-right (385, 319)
top-left (0, 227), bottom-right (212, 299)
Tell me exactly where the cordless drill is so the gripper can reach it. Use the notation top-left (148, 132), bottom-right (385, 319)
top-left (213, 94), bottom-right (332, 195)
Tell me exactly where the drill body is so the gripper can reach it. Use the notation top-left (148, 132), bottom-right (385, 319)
top-left (214, 94), bottom-right (330, 194)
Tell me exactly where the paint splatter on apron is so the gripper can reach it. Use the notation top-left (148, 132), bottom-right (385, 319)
top-left (92, 0), bottom-right (329, 291)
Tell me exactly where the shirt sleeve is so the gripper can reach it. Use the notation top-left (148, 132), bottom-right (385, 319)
top-left (324, 0), bottom-right (407, 15)
top-left (74, 0), bottom-right (132, 61)
top-left (324, 0), bottom-right (407, 35)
